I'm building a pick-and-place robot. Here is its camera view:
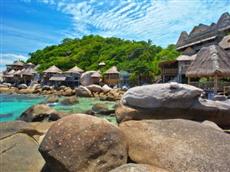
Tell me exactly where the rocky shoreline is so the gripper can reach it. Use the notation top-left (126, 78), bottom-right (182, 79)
top-left (0, 84), bottom-right (125, 101)
top-left (1, 83), bottom-right (230, 172)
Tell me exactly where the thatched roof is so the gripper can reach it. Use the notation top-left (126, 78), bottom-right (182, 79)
top-left (22, 68), bottom-right (37, 76)
top-left (65, 66), bottom-right (83, 73)
top-left (8, 70), bottom-right (16, 75)
top-left (49, 76), bottom-right (66, 81)
top-left (186, 45), bottom-right (230, 77)
top-left (105, 66), bottom-right (119, 74)
top-left (91, 71), bottom-right (101, 78)
top-left (8, 61), bottom-right (24, 66)
top-left (177, 54), bottom-right (197, 61)
top-left (14, 70), bottom-right (23, 75)
top-left (43, 65), bottom-right (62, 74)
top-left (219, 35), bottom-right (230, 49)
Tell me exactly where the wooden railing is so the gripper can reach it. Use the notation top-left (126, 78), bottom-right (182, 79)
top-left (189, 81), bottom-right (230, 91)
top-left (162, 68), bottom-right (178, 75)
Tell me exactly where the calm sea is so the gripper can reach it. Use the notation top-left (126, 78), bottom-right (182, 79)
top-left (0, 94), bottom-right (116, 123)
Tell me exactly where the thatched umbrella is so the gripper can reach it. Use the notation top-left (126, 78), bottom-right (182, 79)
top-left (65, 66), bottom-right (84, 74)
top-left (105, 66), bottom-right (119, 74)
top-left (186, 45), bottom-right (230, 93)
top-left (43, 65), bottom-right (62, 74)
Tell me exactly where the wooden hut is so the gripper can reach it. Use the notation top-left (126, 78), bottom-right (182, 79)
top-left (103, 66), bottom-right (120, 87)
top-left (186, 45), bottom-right (230, 93)
top-left (177, 54), bottom-right (196, 83)
top-left (43, 65), bottom-right (63, 85)
top-left (91, 71), bottom-right (101, 85)
top-left (64, 66), bottom-right (83, 87)
top-left (159, 61), bottom-right (178, 83)
top-left (21, 68), bottom-right (37, 86)
top-left (6, 61), bottom-right (24, 71)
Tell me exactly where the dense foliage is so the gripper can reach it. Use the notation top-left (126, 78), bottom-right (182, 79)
top-left (28, 35), bottom-right (180, 84)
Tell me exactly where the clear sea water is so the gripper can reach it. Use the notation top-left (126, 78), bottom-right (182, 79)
top-left (0, 94), bottom-right (117, 123)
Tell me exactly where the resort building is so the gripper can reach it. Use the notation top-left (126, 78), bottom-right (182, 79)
top-left (160, 12), bottom-right (230, 94)
top-left (42, 65), bottom-right (63, 86)
top-left (103, 66), bottom-right (120, 87)
top-left (2, 60), bottom-right (38, 86)
top-left (91, 71), bottom-right (101, 85)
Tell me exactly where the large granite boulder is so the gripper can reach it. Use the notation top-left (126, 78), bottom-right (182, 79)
top-left (19, 104), bottom-right (61, 122)
top-left (60, 96), bottom-right (79, 105)
top-left (122, 82), bottom-right (203, 109)
top-left (119, 119), bottom-right (230, 172)
top-left (80, 71), bottom-right (96, 86)
top-left (87, 84), bottom-right (103, 93)
top-left (0, 121), bottom-right (39, 139)
top-left (110, 163), bottom-right (169, 172)
top-left (0, 133), bottom-right (45, 172)
top-left (39, 114), bottom-right (127, 172)
top-left (75, 86), bottom-right (92, 97)
top-left (92, 103), bottom-right (115, 115)
top-left (117, 83), bottom-right (230, 128)
top-left (46, 95), bottom-right (59, 103)
top-left (18, 84), bottom-right (28, 89)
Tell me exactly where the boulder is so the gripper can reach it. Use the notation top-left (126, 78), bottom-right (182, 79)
top-left (2, 82), bottom-right (12, 87)
top-left (117, 83), bottom-right (230, 128)
top-left (46, 95), bottom-right (59, 103)
top-left (62, 87), bottom-right (75, 96)
top-left (60, 96), bottom-right (79, 105)
top-left (202, 120), bottom-right (223, 131)
top-left (0, 133), bottom-right (45, 172)
top-left (75, 86), bottom-right (92, 97)
top-left (213, 95), bottom-right (227, 101)
top-left (110, 163), bottom-right (169, 172)
top-left (122, 82), bottom-right (203, 109)
top-left (92, 103), bottom-right (115, 115)
top-left (39, 114), bottom-right (127, 172)
top-left (18, 84), bottom-right (28, 89)
top-left (18, 88), bottom-right (34, 94)
top-left (80, 71), bottom-right (96, 86)
top-left (102, 84), bottom-right (112, 92)
top-left (19, 104), bottom-right (61, 122)
top-left (87, 84), bottom-right (103, 93)
top-left (119, 119), bottom-right (230, 172)
top-left (42, 85), bottom-right (53, 91)
top-left (0, 121), bottom-right (39, 139)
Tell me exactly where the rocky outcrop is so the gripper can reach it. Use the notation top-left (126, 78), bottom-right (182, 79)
top-left (18, 84), bottom-right (28, 89)
top-left (75, 86), bottom-right (92, 97)
top-left (92, 103), bottom-right (115, 115)
top-left (80, 71), bottom-right (96, 86)
top-left (46, 95), bottom-right (59, 103)
top-left (0, 133), bottom-right (45, 172)
top-left (0, 121), bottom-right (46, 172)
top-left (110, 163), bottom-right (169, 172)
top-left (119, 119), bottom-right (230, 172)
top-left (87, 84), bottom-right (104, 93)
top-left (60, 96), bottom-right (79, 105)
top-left (19, 104), bottom-right (61, 122)
top-left (117, 83), bottom-right (230, 128)
top-left (39, 114), bottom-right (127, 172)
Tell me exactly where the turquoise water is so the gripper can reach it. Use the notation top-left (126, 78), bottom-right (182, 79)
top-left (0, 94), bottom-right (117, 123)
top-left (0, 94), bottom-right (44, 122)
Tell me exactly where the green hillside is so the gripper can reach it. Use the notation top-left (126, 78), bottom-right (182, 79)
top-left (28, 35), bottom-right (180, 84)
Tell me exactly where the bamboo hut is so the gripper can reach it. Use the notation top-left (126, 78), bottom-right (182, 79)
top-left (159, 60), bottom-right (178, 83)
top-left (43, 65), bottom-right (63, 85)
top-left (186, 45), bottom-right (230, 93)
top-left (21, 68), bottom-right (37, 85)
top-left (103, 66), bottom-right (120, 87)
top-left (6, 61), bottom-right (24, 71)
top-left (64, 66), bottom-right (83, 87)
top-left (91, 71), bottom-right (101, 84)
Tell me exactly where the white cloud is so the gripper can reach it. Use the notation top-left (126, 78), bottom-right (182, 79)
top-left (0, 53), bottom-right (28, 71)
top-left (29, 0), bottom-right (230, 46)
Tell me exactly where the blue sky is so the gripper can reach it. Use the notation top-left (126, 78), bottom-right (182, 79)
top-left (0, 0), bottom-right (230, 71)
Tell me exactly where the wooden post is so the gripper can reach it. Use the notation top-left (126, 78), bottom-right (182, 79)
top-left (214, 75), bottom-right (218, 94)
top-left (188, 77), bottom-right (190, 85)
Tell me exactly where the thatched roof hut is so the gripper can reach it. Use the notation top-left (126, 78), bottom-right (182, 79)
top-left (99, 62), bottom-right (106, 67)
top-left (219, 35), bottom-right (230, 50)
top-left (65, 66), bottom-right (84, 74)
top-left (91, 71), bottom-right (101, 78)
top-left (186, 45), bottom-right (230, 78)
top-left (8, 61), bottom-right (24, 67)
top-left (105, 66), bottom-right (119, 74)
top-left (22, 68), bottom-right (37, 76)
top-left (43, 65), bottom-right (62, 74)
